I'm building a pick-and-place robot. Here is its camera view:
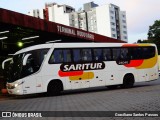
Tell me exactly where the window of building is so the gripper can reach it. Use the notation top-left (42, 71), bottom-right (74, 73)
top-left (91, 20), bottom-right (93, 25)
top-left (124, 36), bottom-right (127, 39)
top-left (111, 16), bottom-right (114, 19)
top-left (91, 26), bottom-right (94, 30)
top-left (123, 25), bottom-right (126, 29)
top-left (122, 15), bottom-right (126, 18)
top-left (111, 28), bottom-right (115, 31)
top-left (123, 31), bottom-right (127, 34)
top-left (112, 34), bottom-right (116, 37)
top-left (110, 10), bottom-right (114, 14)
top-left (122, 20), bottom-right (126, 23)
top-left (111, 22), bottom-right (115, 26)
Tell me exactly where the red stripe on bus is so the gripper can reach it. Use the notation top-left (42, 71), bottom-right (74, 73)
top-left (58, 70), bottom-right (83, 77)
top-left (124, 60), bottom-right (144, 67)
top-left (122, 44), bottom-right (139, 47)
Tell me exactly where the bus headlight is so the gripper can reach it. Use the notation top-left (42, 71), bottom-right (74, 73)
top-left (13, 81), bottom-right (24, 88)
top-left (14, 84), bottom-right (18, 88)
top-left (7, 81), bottom-right (24, 89)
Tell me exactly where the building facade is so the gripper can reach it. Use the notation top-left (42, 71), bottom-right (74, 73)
top-left (27, 2), bottom-right (128, 42)
top-left (28, 9), bottom-right (44, 19)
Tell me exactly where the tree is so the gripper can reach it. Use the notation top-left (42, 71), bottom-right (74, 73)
top-left (137, 39), bottom-right (142, 43)
top-left (147, 20), bottom-right (160, 54)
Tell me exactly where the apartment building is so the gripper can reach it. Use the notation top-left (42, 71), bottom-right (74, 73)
top-left (27, 2), bottom-right (128, 42)
top-left (27, 9), bottom-right (44, 19)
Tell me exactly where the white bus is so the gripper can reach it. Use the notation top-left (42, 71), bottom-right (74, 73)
top-left (2, 43), bottom-right (159, 95)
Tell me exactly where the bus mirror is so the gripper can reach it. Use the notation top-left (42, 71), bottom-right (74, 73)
top-left (2, 58), bottom-right (12, 69)
top-left (23, 54), bottom-right (32, 66)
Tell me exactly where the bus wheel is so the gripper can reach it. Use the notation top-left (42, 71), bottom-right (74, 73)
top-left (47, 80), bottom-right (63, 96)
top-left (107, 85), bottom-right (118, 89)
top-left (121, 74), bottom-right (134, 88)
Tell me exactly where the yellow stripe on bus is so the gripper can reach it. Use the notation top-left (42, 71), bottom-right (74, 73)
top-left (136, 53), bottom-right (158, 69)
top-left (69, 72), bottom-right (94, 80)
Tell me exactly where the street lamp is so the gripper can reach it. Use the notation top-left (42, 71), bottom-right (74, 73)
top-left (17, 42), bottom-right (24, 47)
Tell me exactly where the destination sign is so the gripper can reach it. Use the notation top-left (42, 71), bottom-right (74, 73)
top-left (57, 25), bottom-right (94, 40)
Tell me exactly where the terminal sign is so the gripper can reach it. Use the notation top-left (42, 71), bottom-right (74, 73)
top-left (57, 25), bottom-right (94, 40)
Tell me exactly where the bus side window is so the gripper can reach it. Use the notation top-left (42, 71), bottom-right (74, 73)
top-left (39, 49), bottom-right (49, 65)
top-left (136, 48), bottom-right (142, 59)
top-left (63, 50), bottom-right (71, 62)
top-left (120, 48), bottom-right (129, 60)
top-left (129, 48), bottom-right (137, 59)
top-left (49, 49), bottom-right (63, 64)
top-left (93, 49), bottom-right (102, 61)
top-left (81, 49), bottom-right (92, 62)
top-left (73, 49), bottom-right (81, 62)
top-left (112, 48), bottom-right (121, 60)
top-left (142, 47), bottom-right (155, 59)
top-left (103, 48), bottom-right (112, 61)
top-left (25, 54), bottom-right (34, 74)
top-left (149, 47), bottom-right (155, 58)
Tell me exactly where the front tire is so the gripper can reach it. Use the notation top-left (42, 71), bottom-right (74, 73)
top-left (47, 81), bottom-right (63, 96)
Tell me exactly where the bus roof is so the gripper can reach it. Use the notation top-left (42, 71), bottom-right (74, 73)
top-left (15, 43), bottom-right (53, 55)
top-left (14, 43), bottom-right (156, 55)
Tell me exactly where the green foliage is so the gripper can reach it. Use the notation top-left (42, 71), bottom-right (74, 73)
top-left (148, 20), bottom-right (160, 40)
top-left (137, 39), bottom-right (142, 43)
top-left (147, 20), bottom-right (160, 54)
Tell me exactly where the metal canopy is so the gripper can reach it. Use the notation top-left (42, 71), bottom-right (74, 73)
top-left (0, 8), bottom-right (125, 56)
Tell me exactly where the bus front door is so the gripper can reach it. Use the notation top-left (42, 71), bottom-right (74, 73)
top-left (22, 75), bottom-right (36, 94)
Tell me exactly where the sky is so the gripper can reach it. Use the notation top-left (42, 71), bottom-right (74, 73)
top-left (0, 0), bottom-right (160, 43)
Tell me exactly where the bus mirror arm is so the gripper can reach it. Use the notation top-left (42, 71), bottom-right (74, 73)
top-left (2, 58), bottom-right (12, 69)
top-left (23, 54), bottom-right (32, 66)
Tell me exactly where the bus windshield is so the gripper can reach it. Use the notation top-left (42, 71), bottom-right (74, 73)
top-left (5, 49), bottom-right (49, 83)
